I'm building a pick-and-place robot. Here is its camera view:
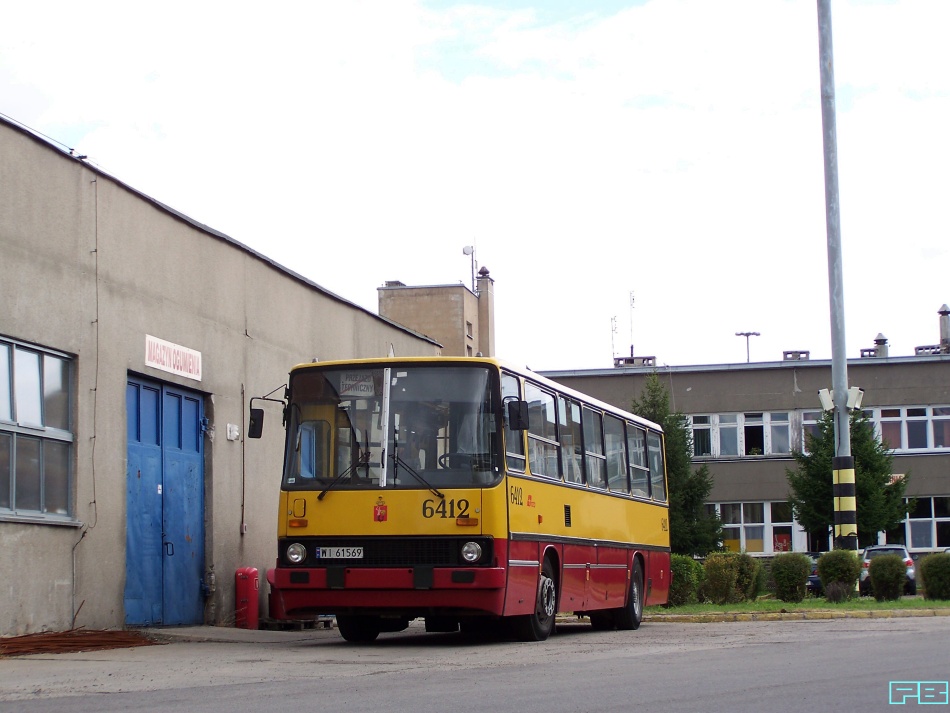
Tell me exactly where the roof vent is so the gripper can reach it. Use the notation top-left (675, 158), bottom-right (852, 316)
top-left (783, 350), bottom-right (810, 361)
top-left (613, 355), bottom-right (656, 368)
top-left (861, 333), bottom-right (888, 358)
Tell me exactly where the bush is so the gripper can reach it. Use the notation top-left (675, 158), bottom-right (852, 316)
top-left (669, 554), bottom-right (702, 606)
top-left (735, 553), bottom-right (762, 601)
top-left (703, 554), bottom-right (740, 604)
top-left (824, 582), bottom-right (852, 603)
top-left (817, 549), bottom-right (861, 598)
top-left (919, 553), bottom-right (950, 600)
top-left (771, 553), bottom-right (811, 603)
top-left (868, 554), bottom-right (905, 601)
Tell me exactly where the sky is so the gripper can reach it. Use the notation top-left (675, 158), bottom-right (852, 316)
top-left (2, 0), bottom-right (948, 372)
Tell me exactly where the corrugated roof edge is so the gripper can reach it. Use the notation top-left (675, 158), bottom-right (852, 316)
top-left (0, 113), bottom-right (441, 349)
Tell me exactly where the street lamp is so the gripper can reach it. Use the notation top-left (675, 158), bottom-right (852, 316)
top-left (735, 331), bottom-right (760, 363)
top-left (462, 245), bottom-right (475, 291)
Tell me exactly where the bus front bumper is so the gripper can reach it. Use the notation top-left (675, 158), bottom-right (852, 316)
top-left (266, 566), bottom-right (507, 619)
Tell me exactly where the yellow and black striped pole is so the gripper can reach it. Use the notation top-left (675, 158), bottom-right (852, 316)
top-left (832, 455), bottom-right (857, 550)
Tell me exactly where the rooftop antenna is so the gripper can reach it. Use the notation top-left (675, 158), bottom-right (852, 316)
top-left (611, 316), bottom-right (618, 359)
top-left (629, 290), bottom-right (635, 354)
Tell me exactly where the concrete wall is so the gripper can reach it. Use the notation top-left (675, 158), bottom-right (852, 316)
top-left (0, 119), bottom-right (439, 635)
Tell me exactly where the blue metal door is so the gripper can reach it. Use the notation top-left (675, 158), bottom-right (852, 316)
top-left (125, 377), bottom-right (205, 626)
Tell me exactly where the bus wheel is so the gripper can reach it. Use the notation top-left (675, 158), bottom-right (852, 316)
top-left (513, 558), bottom-right (557, 642)
top-left (615, 560), bottom-right (644, 631)
top-left (336, 615), bottom-right (381, 643)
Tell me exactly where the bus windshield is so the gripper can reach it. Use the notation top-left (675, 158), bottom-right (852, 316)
top-left (283, 364), bottom-right (501, 490)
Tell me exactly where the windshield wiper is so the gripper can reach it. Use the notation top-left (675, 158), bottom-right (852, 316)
top-left (392, 432), bottom-right (444, 500)
top-left (317, 449), bottom-right (371, 501)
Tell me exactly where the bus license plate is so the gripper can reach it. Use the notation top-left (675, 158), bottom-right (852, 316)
top-left (317, 547), bottom-right (363, 559)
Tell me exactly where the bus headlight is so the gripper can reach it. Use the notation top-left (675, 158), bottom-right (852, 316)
top-left (286, 542), bottom-right (307, 564)
top-left (461, 541), bottom-right (482, 563)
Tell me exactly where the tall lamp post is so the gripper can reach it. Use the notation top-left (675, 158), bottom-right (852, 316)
top-left (818, 0), bottom-right (857, 552)
top-left (735, 331), bottom-right (760, 363)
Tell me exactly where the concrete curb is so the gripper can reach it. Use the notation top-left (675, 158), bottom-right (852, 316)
top-left (644, 608), bottom-right (950, 623)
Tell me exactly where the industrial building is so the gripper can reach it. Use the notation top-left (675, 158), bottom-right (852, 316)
top-left (543, 321), bottom-right (950, 555)
top-left (0, 115), bottom-right (441, 637)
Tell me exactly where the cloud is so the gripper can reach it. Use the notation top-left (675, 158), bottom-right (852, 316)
top-left (2, 0), bottom-right (948, 370)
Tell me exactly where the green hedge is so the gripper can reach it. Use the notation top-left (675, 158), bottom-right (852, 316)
top-left (817, 549), bottom-right (861, 600)
top-left (702, 553), bottom-right (761, 604)
top-left (920, 553), bottom-right (950, 600)
top-left (771, 553), bottom-right (811, 603)
top-left (868, 554), bottom-right (905, 601)
top-left (668, 554), bottom-right (705, 606)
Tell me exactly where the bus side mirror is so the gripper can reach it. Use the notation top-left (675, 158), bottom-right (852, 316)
top-left (507, 400), bottom-right (530, 431)
top-left (248, 408), bottom-right (264, 439)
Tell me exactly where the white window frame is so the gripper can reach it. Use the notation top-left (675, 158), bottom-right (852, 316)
top-left (0, 338), bottom-right (74, 521)
top-left (708, 500), bottom-right (806, 554)
top-left (803, 406), bottom-right (950, 454)
top-left (690, 412), bottom-right (792, 458)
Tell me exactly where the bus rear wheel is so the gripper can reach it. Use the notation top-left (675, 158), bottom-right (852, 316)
top-left (615, 560), bottom-right (644, 631)
top-left (336, 615), bottom-right (381, 643)
top-left (512, 558), bottom-right (557, 642)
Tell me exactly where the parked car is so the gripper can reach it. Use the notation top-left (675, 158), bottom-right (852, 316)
top-left (805, 553), bottom-right (823, 596)
top-left (859, 545), bottom-right (916, 595)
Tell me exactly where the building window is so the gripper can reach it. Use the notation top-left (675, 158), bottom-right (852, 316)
top-left (807, 406), bottom-right (950, 453)
top-left (692, 415), bottom-right (711, 456)
top-left (690, 413), bottom-right (792, 458)
top-left (0, 339), bottom-right (73, 518)
top-left (771, 502), bottom-right (794, 552)
top-left (902, 496), bottom-right (950, 550)
top-left (711, 501), bottom-right (794, 554)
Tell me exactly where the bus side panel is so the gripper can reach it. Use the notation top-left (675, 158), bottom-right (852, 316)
top-left (560, 543), bottom-right (589, 612)
top-left (644, 549), bottom-right (671, 606)
top-left (594, 545), bottom-right (630, 609)
top-left (503, 539), bottom-right (540, 616)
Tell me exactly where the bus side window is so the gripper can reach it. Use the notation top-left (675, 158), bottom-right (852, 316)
top-left (648, 431), bottom-right (667, 502)
top-left (502, 373), bottom-right (526, 471)
top-left (582, 407), bottom-right (606, 489)
top-left (525, 382), bottom-right (559, 479)
top-left (627, 425), bottom-right (650, 498)
top-left (559, 396), bottom-right (584, 484)
top-left (604, 415), bottom-right (627, 492)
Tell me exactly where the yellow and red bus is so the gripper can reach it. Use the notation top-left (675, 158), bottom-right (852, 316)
top-left (251, 357), bottom-right (670, 642)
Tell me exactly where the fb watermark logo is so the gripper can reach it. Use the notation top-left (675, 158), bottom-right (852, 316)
top-left (890, 681), bottom-right (949, 705)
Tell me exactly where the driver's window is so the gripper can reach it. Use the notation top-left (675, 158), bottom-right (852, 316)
top-left (502, 373), bottom-right (526, 471)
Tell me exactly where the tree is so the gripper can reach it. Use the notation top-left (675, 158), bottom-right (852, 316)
top-left (786, 410), bottom-right (910, 549)
top-left (632, 372), bottom-right (722, 556)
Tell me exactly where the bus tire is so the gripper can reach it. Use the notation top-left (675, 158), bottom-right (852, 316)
top-left (512, 558), bottom-right (557, 642)
top-left (336, 615), bottom-right (381, 643)
top-left (615, 559), bottom-right (644, 631)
